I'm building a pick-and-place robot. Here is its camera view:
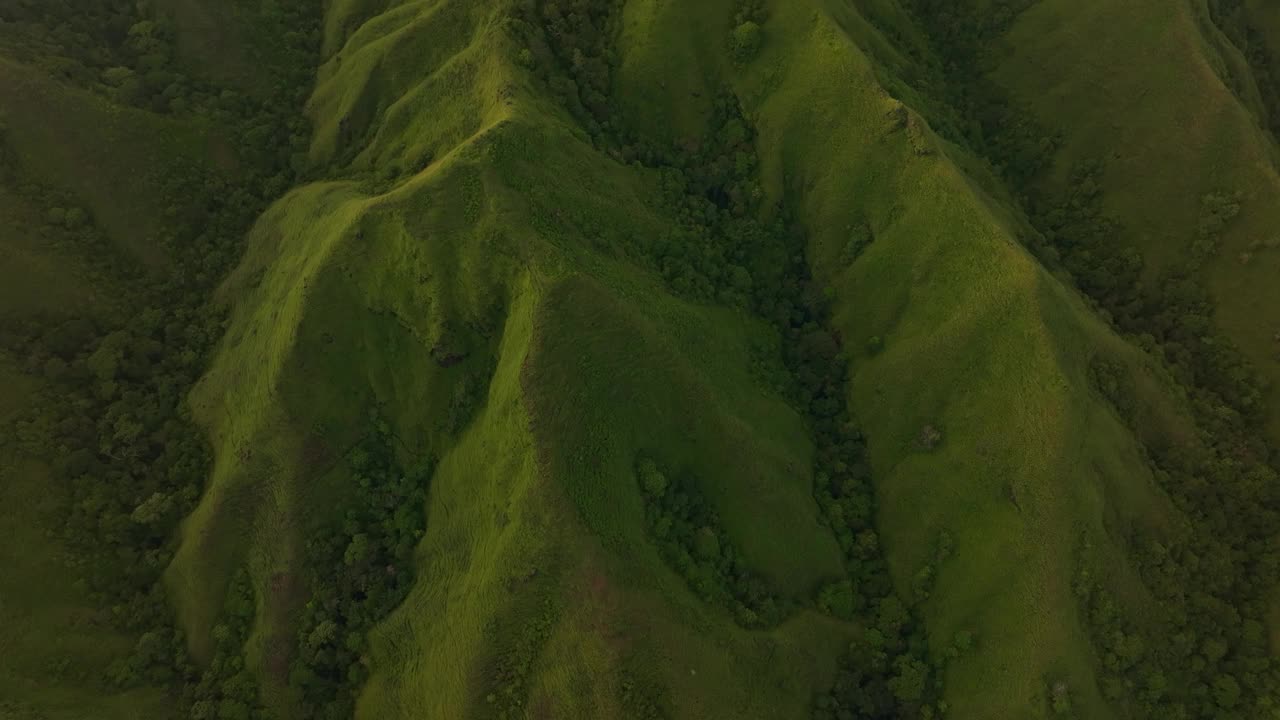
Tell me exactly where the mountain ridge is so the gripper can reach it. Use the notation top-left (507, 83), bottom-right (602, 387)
top-left (2, 0), bottom-right (1279, 718)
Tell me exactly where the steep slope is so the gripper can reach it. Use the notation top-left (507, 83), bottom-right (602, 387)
top-left (857, 2), bottom-right (1280, 717)
top-left (0, 60), bottom-right (222, 720)
top-left (0, 2), bottom-right (318, 717)
top-left (719, 5), bottom-right (1174, 717)
top-left (4, 1), bottom-right (1279, 719)
top-left (164, 1), bottom-right (1219, 718)
top-left (175, 6), bottom-right (853, 717)
top-left (984, 0), bottom-right (1280, 437)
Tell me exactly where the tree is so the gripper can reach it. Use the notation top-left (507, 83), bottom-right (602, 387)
top-left (638, 459), bottom-right (669, 497)
top-left (1213, 675), bottom-right (1241, 710)
top-left (343, 533), bottom-right (371, 567)
top-left (732, 21), bottom-right (763, 62)
top-left (130, 492), bottom-right (174, 527)
top-left (87, 331), bottom-right (130, 382)
top-left (888, 655), bottom-right (929, 706)
top-left (818, 580), bottom-right (856, 620)
top-left (918, 424), bottom-right (942, 450)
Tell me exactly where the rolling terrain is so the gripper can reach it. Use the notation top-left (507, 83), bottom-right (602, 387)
top-left (2, 1), bottom-right (1280, 719)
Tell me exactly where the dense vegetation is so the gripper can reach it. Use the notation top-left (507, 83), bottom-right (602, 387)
top-left (0, 0), bottom-right (316, 129)
top-left (7, 0), bottom-right (1280, 718)
top-left (637, 456), bottom-right (787, 627)
top-left (0, 0), bottom-right (328, 715)
top-left (290, 422), bottom-right (432, 719)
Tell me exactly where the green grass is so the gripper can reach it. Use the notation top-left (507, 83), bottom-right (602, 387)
top-left (163, 0), bottom-right (1220, 717)
top-left (306, 0), bottom-right (499, 171)
top-left (613, 0), bottom-right (725, 142)
top-left (989, 0), bottom-right (1280, 438)
top-left (711, 1), bottom-right (1188, 716)
top-left (353, 273), bottom-right (559, 718)
top-left (166, 4), bottom-right (854, 717)
top-left (169, 180), bottom-right (371, 666)
top-left (3, 0), bottom-right (1273, 718)
top-left (170, 11), bottom-right (527, 692)
top-left (525, 274), bottom-right (844, 595)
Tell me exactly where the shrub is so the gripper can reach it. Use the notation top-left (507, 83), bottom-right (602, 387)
top-left (918, 424), bottom-right (942, 450)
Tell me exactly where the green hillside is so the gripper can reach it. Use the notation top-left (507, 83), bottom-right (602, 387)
top-left (3, 1), bottom-right (1280, 719)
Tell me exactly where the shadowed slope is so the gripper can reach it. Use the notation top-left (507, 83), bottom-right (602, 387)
top-left (988, 0), bottom-right (1280, 438)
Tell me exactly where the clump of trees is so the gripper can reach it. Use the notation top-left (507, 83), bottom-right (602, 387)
top-left (636, 457), bottom-right (787, 627)
top-left (731, 21), bottom-right (763, 63)
top-left (290, 419), bottom-right (432, 719)
top-left (103, 569), bottom-right (263, 719)
top-left (181, 569), bottom-right (264, 720)
top-left (4, 298), bottom-right (221, 604)
top-left (512, 0), bottom-right (621, 142)
top-left (0, 0), bottom-right (142, 89)
top-left (1192, 190), bottom-right (1243, 262)
top-left (0, 0), bottom-right (319, 127)
top-left (812, 595), bottom-right (943, 720)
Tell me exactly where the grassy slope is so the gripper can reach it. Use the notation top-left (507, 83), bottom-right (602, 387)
top-left (615, 0), bottom-right (1198, 716)
top-left (990, 0), bottom-right (1280, 438)
top-left (0, 1), bottom-right (1239, 719)
top-left (176, 1), bottom-right (852, 717)
top-left (0, 188), bottom-right (117, 319)
top-left (749, 4), bottom-right (1165, 718)
top-left (164, 2), bottom-right (1208, 720)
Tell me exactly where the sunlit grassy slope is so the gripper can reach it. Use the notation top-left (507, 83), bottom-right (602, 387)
top-left (177, 6), bottom-right (852, 715)
top-left (723, 3), bottom-right (1179, 717)
top-left (155, 1), bottom-right (1213, 719)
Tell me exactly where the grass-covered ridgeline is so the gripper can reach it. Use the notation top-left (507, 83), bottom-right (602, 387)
top-left (3, 0), bottom-right (1280, 719)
